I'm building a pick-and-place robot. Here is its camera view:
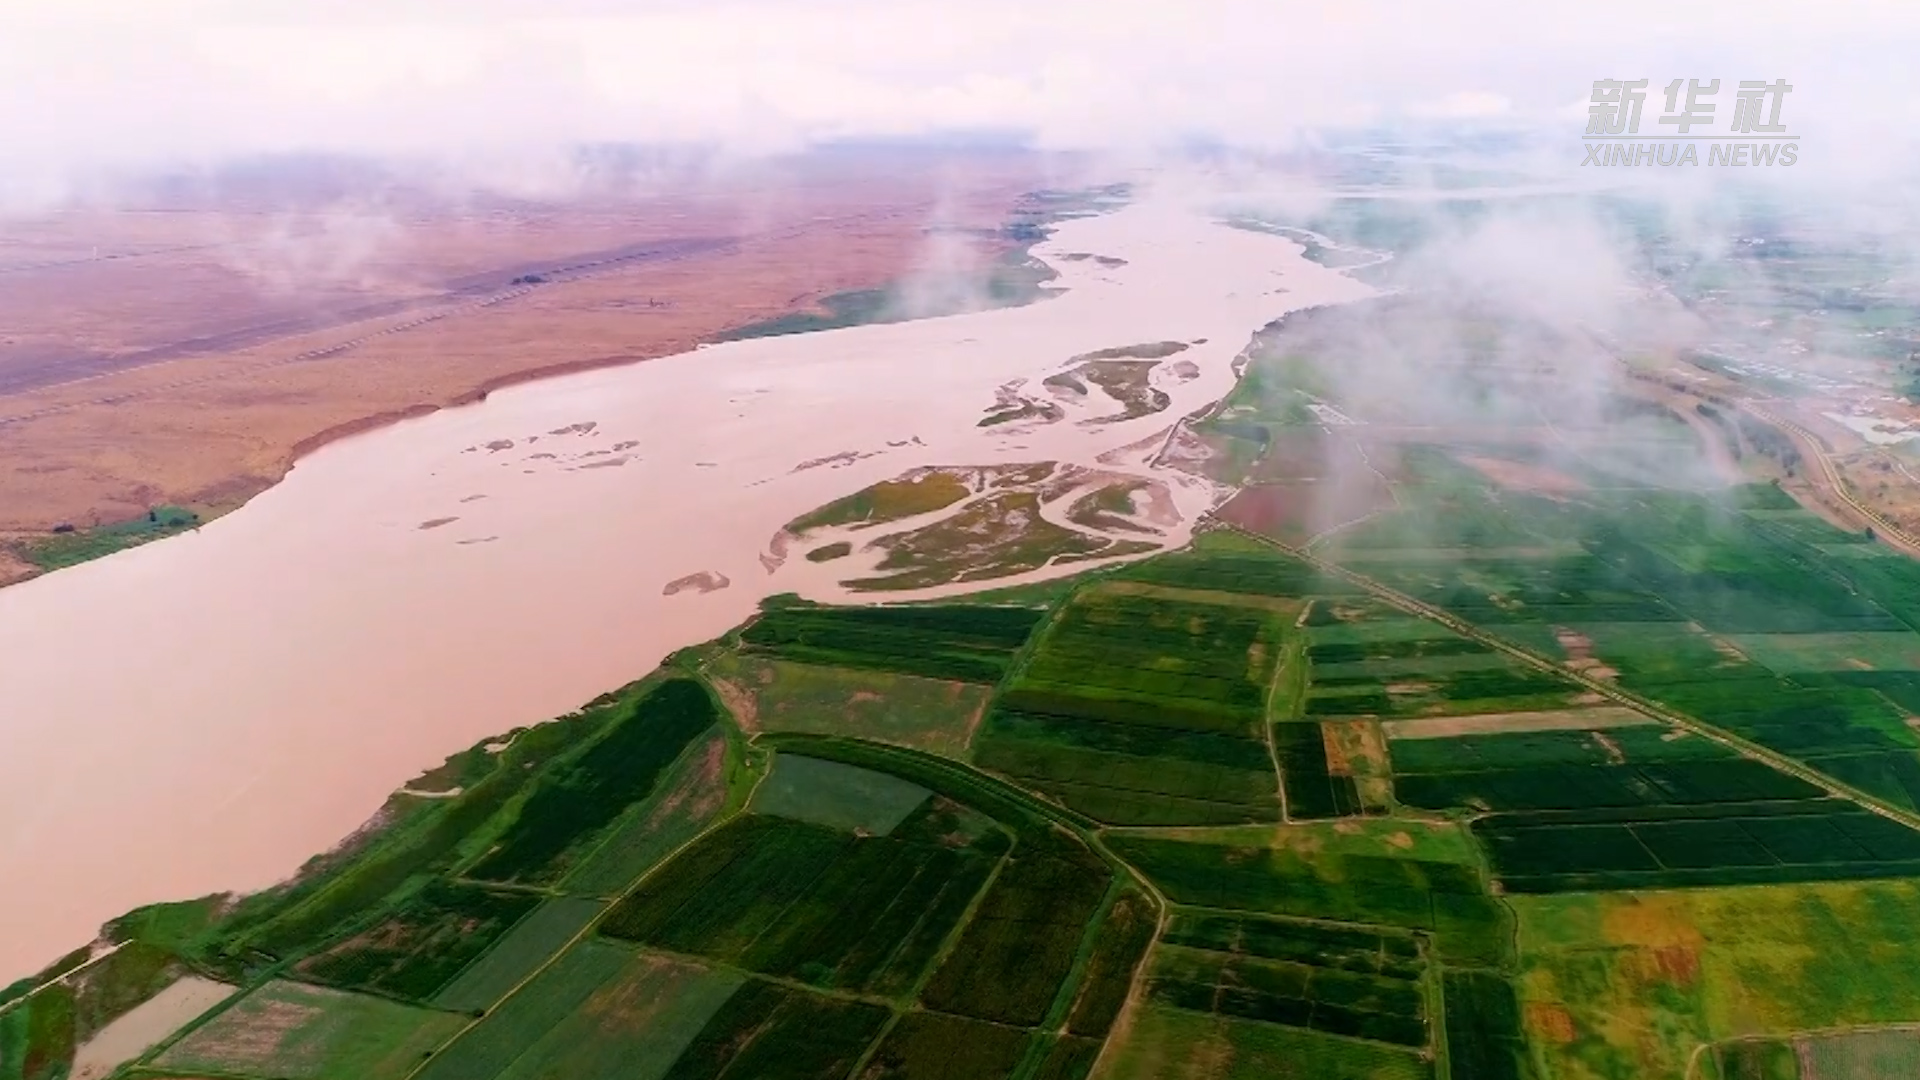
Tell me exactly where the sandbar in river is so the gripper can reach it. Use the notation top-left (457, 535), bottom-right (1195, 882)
top-left (0, 199), bottom-right (1373, 980)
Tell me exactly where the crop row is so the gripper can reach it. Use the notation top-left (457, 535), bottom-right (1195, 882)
top-left (1162, 912), bottom-right (1423, 980)
top-left (296, 880), bottom-right (539, 1002)
top-left (1395, 758), bottom-right (1826, 813)
top-left (1440, 970), bottom-right (1528, 1080)
top-left (1148, 946), bottom-right (1428, 1047)
top-left (1110, 835), bottom-right (1509, 967)
top-left (861, 1011), bottom-right (1035, 1079)
top-left (1019, 657), bottom-right (1269, 710)
top-left (1476, 800), bottom-right (1920, 890)
top-left (660, 979), bottom-right (890, 1080)
top-left (601, 814), bottom-right (997, 996)
top-left (468, 677), bottom-right (720, 884)
top-left (921, 845), bottom-right (1113, 1026)
top-left (1276, 723), bottom-right (1362, 820)
top-left (1063, 888), bottom-right (1160, 1039)
top-left (1384, 725), bottom-right (1718, 773)
top-left (1114, 552), bottom-right (1360, 597)
top-left (1307, 637), bottom-right (1492, 665)
top-left (975, 734), bottom-right (1278, 809)
top-left (1002, 681), bottom-right (1260, 733)
top-left (738, 604), bottom-right (1045, 684)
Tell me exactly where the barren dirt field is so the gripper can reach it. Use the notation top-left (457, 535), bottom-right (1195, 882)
top-left (0, 151), bottom-right (1041, 548)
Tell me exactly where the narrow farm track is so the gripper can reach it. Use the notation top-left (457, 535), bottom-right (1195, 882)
top-left (1683, 1020), bottom-right (1920, 1080)
top-left (1741, 403), bottom-right (1920, 557)
top-left (1214, 522), bottom-right (1920, 836)
top-left (0, 941), bottom-right (126, 1020)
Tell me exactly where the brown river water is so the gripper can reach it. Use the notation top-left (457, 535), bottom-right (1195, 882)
top-left (0, 200), bottom-right (1373, 980)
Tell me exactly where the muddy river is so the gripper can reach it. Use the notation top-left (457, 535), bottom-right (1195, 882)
top-left (0, 199), bottom-right (1372, 980)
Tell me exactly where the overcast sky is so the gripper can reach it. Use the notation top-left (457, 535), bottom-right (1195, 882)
top-left (4, 0), bottom-right (1916, 191)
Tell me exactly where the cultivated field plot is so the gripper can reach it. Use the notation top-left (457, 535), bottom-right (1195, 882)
top-left (1216, 476), bottom-right (1398, 548)
top-left (1275, 720), bottom-right (1368, 819)
top-left (1475, 796), bottom-right (1920, 893)
top-left (1440, 969), bottom-right (1530, 1080)
top-left (67, 975), bottom-right (236, 1080)
top-left (1150, 911), bottom-right (1431, 1048)
top-left (1718, 1027), bottom-right (1920, 1080)
top-left (1098, 1002), bottom-right (1435, 1080)
top-left (1302, 616), bottom-right (1585, 723)
top-left (1243, 426), bottom-right (1380, 486)
top-left (294, 879), bottom-right (539, 1002)
top-left (1062, 887), bottom-right (1160, 1041)
top-left (1328, 478), bottom-right (1920, 810)
top-left (1387, 719), bottom-right (1822, 813)
top-left (654, 978), bottom-right (891, 1080)
top-left (600, 809), bottom-right (1005, 995)
top-left (736, 603), bottom-right (1046, 684)
top-left (1107, 830), bottom-right (1508, 966)
top-left (417, 940), bottom-right (626, 1080)
top-left (561, 723), bottom-right (745, 898)
top-left (154, 979), bottom-right (465, 1080)
top-left (484, 950), bottom-right (744, 1080)
top-left (1521, 618), bottom-right (1920, 810)
top-left (752, 734), bottom-right (1129, 1032)
top-left (1111, 531), bottom-right (1365, 598)
top-left (1513, 878), bottom-right (1920, 1080)
top-left (1210, 428), bottom-right (1403, 546)
top-left (703, 652), bottom-right (993, 756)
top-left (432, 896), bottom-right (606, 1013)
top-left (918, 838), bottom-right (1114, 1026)
top-left (973, 580), bottom-right (1292, 826)
top-left (862, 1010), bottom-right (1036, 1079)
top-left (465, 677), bottom-right (723, 886)
top-left (1321, 718), bottom-right (1396, 814)
top-left (747, 753), bottom-right (932, 834)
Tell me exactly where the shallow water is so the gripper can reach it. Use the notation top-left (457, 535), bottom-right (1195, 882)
top-left (0, 200), bottom-right (1372, 980)
top-left (70, 975), bottom-right (236, 1079)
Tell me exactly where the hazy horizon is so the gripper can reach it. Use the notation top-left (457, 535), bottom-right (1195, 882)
top-left (6, 0), bottom-right (1918, 210)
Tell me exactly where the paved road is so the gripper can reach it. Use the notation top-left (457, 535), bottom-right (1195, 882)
top-left (1218, 523), bottom-right (1920, 835)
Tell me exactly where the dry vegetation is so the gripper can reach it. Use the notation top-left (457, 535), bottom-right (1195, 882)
top-left (0, 151), bottom-right (1041, 544)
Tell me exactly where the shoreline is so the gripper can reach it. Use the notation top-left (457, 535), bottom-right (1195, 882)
top-left (0, 198), bottom-right (1371, 982)
top-left (0, 224), bottom-right (1064, 589)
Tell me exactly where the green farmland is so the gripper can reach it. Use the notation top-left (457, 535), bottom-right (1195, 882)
top-left (29, 291), bottom-right (1920, 1080)
top-left (23, 512), bottom-right (1920, 1080)
top-left (22, 525), bottom-right (1920, 1080)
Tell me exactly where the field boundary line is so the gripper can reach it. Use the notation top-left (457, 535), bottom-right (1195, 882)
top-left (1683, 1020), bottom-right (1920, 1080)
top-left (0, 940), bottom-right (126, 1020)
top-left (1211, 522), bottom-right (1920, 836)
top-left (547, 721), bottom-right (724, 895)
top-left (843, 846), bottom-right (1016, 1079)
top-left (396, 743), bottom-right (774, 1080)
top-left (1262, 631), bottom-right (1301, 822)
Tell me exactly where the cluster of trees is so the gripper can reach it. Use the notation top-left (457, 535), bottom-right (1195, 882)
top-left (1734, 413), bottom-right (1803, 474)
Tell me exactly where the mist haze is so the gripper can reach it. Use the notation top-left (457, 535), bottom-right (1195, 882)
top-left (7, 0), bottom-right (1919, 206)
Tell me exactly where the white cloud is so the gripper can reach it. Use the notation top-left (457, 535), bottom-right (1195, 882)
top-left (0, 0), bottom-right (1915, 192)
top-left (1407, 92), bottom-right (1512, 120)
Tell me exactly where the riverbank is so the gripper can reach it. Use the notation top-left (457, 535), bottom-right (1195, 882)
top-left (0, 197), bottom-right (1373, 981)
